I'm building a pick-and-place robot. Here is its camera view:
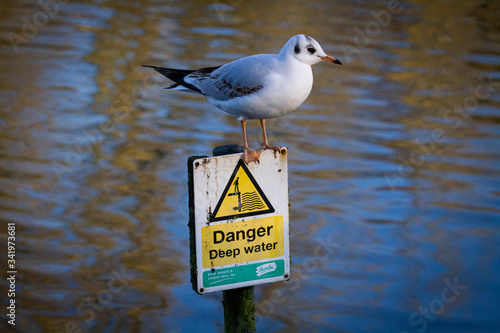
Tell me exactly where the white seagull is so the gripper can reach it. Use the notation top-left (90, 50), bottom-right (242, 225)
top-left (144, 34), bottom-right (341, 163)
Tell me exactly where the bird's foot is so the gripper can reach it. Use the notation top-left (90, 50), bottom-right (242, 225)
top-left (241, 147), bottom-right (261, 164)
top-left (262, 144), bottom-right (281, 157)
top-left (262, 144), bottom-right (281, 152)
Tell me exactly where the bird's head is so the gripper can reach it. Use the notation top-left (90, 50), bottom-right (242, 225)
top-left (281, 34), bottom-right (342, 66)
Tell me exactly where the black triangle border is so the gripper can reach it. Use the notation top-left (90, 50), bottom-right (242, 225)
top-left (209, 159), bottom-right (275, 222)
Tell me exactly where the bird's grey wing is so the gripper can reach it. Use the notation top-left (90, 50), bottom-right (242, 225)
top-left (185, 55), bottom-right (275, 101)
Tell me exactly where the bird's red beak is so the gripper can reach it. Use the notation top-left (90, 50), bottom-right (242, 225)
top-left (318, 55), bottom-right (342, 65)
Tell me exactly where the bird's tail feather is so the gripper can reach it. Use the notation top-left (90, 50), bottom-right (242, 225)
top-left (142, 65), bottom-right (202, 94)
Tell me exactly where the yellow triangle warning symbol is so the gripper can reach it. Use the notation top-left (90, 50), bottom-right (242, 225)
top-left (210, 159), bottom-right (274, 222)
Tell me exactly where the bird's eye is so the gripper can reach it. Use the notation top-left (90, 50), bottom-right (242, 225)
top-left (306, 46), bottom-right (316, 54)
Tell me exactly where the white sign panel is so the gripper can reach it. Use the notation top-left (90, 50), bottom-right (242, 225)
top-left (190, 149), bottom-right (290, 294)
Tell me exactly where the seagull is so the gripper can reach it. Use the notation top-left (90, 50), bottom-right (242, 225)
top-left (143, 34), bottom-right (341, 163)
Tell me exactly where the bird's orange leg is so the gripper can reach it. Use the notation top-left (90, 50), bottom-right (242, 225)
top-left (241, 120), bottom-right (260, 164)
top-left (260, 119), bottom-right (280, 152)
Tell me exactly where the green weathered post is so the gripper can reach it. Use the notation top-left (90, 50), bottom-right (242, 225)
top-left (222, 286), bottom-right (256, 333)
top-left (214, 145), bottom-right (256, 333)
top-left (188, 145), bottom-right (256, 332)
top-left (188, 144), bottom-right (289, 333)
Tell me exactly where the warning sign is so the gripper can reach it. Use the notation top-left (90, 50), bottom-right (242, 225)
top-left (189, 149), bottom-right (290, 294)
top-left (210, 159), bottom-right (274, 222)
top-left (202, 216), bottom-right (284, 268)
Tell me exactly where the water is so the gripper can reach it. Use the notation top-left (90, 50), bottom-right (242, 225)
top-left (1, 0), bottom-right (499, 332)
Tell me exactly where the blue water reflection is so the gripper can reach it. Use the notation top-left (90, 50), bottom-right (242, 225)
top-left (0, 0), bottom-right (499, 332)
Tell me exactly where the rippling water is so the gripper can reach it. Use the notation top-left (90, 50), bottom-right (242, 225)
top-left (1, 0), bottom-right (499, 332)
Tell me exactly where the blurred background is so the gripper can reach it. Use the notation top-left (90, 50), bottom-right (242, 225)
top-left (1, 0), bottom-right (499, 332)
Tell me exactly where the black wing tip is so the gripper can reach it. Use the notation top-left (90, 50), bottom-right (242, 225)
top-left (142, 64), bottom-right (204, 94)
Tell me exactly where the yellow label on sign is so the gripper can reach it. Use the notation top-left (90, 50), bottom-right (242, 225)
top-left (210, 159), bottom-right (274, 222)
top-left (201, 216), bottom-right (284, 268)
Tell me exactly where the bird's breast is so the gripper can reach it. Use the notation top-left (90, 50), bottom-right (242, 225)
top-left (265, 62), bottom-right (313, 115)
